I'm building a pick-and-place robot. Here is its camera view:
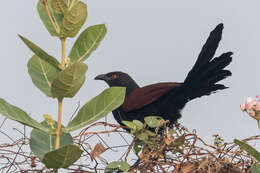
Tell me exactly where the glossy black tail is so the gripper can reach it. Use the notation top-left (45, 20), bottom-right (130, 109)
top-left (183, 23), bottom-right (233, 101)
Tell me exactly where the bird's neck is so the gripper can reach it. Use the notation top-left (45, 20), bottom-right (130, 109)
top-left (125, 82), bottom-right (139, 95)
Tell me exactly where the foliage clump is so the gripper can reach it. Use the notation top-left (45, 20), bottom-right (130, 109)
top-left (0, 0), bottom-right (125, 172)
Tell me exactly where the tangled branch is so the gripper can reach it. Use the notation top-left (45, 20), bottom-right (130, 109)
top-left (0, 118), bottom-right (258, 173)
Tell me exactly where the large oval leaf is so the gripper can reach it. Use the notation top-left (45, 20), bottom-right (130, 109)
top-left (66, 87), bottom-right (126, 132)
top-left (28, 55), bottom-right (61, 97)
top-left (144, 116), bottom-right (164, 128)
top-left (51, 0), bottom-right (68, 14)
top-left (30, 121), bottom-right (73, 161)
top-left (19, 35), bottom-right (60, 68)
top-left (51, 62), bottom-right (87, 100)
top-left (37, 0), bottom-right (62, 36)
top-left (69, 24), bottom-right (107, 63)
top-left (0, 98), bottom-right (49, 133)
top-left (42, 144), bottom-right (82, 169)
top-left (60, 1), bottom-right (87, 38)
top-left (67, 0), bottom-right (79, 9)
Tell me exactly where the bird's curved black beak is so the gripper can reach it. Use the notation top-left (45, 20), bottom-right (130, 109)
top-left (94, 74), bottom-right (109, 81)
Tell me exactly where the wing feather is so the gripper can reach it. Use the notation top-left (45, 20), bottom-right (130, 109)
top-left (122, 82), bottom-right (181, 112)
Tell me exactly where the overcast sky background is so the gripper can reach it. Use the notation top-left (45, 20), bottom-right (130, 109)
top-left (1, 0), bottom-right (260, 156)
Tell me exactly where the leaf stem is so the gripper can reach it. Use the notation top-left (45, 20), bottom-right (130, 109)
top-left (43, 0), bottom-right (59, 34)
top-left (69, 0), bottom-right (76, 10)
top-left (61, 39), bottom-right (66, 67)
top-left (55, 100), bottom-right (63, 149)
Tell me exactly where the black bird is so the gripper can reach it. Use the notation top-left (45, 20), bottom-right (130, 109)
top-left (95, 23), bottom-right (233, 127)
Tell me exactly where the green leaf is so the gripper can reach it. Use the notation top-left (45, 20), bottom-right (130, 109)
top-left (67, 0), bottom-right (79, 9)
top-left (60, 1), bottom-right (87, 38)
top-left (37, 0), bottom-right (62, 36)
top-left (133, 120), bottom-right (143, 131)
top-left (134, 141), bottom-right (142, 155)
top-left (234, 139), bottom-right (260, 161)
top-left (0, 98), bottom-right (49, 133)
top-left (252, 163), bottom-right (260, 173)
top-left (136, 132), bottom-right (148, 141)
top-left (144, 129), bottom-right (156, 137)
top-left (69, 24), bottom-right (107, 63)
top-left (105, 161), bottom-right (130, 173)
top-left (51, 0), bottom-right (68, 14)
top-left (19, 35), bottom-right (60, 68)
top-left (122, 121), bottom-right (136, 133)
top-left (173, 136), bottom-right (185, 147)
top-left (43, 114), bottom-right (55, 129)
top-left (66, 87), bottom-right (126, 132)
top-left (29, 121), bottom-right (73, 161)
top-left (144, 116), bottom-right (164, 128)
top-left (28, 55), bottom-right (61, 97)
top-left (51, 62), bottom-right (87, 100)
top-left (122, 121), bottom-right (135, 129)
top-left (42, 144), bottom-right (82, 169)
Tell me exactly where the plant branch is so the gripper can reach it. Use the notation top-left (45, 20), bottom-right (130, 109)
top-left (55, 38), bottom-right (66, 150)
top-left (55, 100), bottom-right (63, 150)
top-left (61, 39), bottom-right (66, 67)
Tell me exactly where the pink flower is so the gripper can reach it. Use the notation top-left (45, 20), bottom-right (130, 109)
top-left (241, 96), bottom-right (260, 130)
top-left (245, 97), bottom-right (257, 110)
top-left (245, 103), bottom-right (253, 110)
top-left (256, 103), bottom-right (260, 111)
top-left (240, 104), bottom-right (246, 112)
top-left (246, 97), bottom-right (254, 104)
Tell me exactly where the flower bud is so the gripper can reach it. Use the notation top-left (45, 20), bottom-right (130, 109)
top-left (240, 104), bottom-right (246, 112)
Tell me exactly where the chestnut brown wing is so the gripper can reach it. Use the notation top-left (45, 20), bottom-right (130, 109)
top-left (122, 82), bottom-right (181, 112)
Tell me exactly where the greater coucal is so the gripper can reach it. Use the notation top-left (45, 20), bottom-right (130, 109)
top-left (95, 23), bottom-right (232, 127)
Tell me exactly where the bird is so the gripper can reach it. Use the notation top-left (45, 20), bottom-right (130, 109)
top-left (95, 23), bottom-right (233, 127)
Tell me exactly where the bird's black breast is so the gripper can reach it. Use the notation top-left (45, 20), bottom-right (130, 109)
top-left (111, 83), bottom-right (188, 125)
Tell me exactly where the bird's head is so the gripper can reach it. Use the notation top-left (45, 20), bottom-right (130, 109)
top-left (94, 71), bottom-right (139, 94)
top-left (95, 71), bottom-right (134, 87)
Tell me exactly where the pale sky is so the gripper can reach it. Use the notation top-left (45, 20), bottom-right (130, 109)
top-left (1, 0), bottom-right (260, 153)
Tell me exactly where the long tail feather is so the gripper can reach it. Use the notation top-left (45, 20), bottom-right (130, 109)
top-left (183, 24), bottom-right (233, 100)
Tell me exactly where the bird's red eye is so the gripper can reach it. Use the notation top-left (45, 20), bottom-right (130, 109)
top-left (112, 74), bottom-right (117, 79)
